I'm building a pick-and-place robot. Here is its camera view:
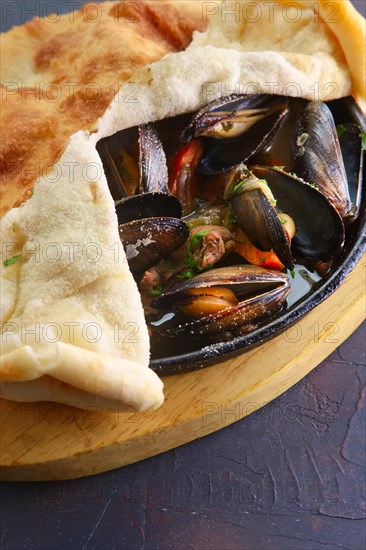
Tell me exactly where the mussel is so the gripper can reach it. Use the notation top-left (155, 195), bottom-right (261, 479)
top-left (152, 265), bottom-right (291, 338)
top-left (224, 164), bottom-right (294, 269)
top-left (250, 166), bottom-right (345, 263)
top-left (117, 124), bottom-right (182, 222)
top-left (222, 163), bottom-right (345, 269)
top-left (119, 217), bottom-right (189, 276)
top-left (98, 123), bottom-right (182, 222)
top-left (292, 101), bottom-right (352, 220)
top-left (184, 94), bottom-right (289, 175)
top-left (337, 123), bottom-right (364, 221)
top-left (98, 124), bottom-right (190, 273)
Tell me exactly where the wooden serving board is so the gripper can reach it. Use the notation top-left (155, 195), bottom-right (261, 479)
top-left (0, 256), bottom-right (364, 481)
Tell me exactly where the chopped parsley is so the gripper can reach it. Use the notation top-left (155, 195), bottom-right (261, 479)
top-left (289, 268), bottom-right (296, 279)
top-left (149, 285), bottom-right (164, 296)
top-left (181, 229), bottom-right (210, 276)
top-left (3, 254), bottom-right (21, 267)
top-left (337, 124), bottom-right (346, 138)
top-left (178, 270), bottom-right (196, 279)
top-left (362, 132), bottom-right (366, 151)
top-left (309, 182), bottom-right (319, 189)
top-left (231, 179), bottom-right (246, 196)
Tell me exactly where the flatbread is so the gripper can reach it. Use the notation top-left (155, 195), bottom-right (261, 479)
top-left (97, 0), bottom-right (365, 140)
top-left (0, 0), bottom-right (206, 218)
top-left (0, 131), bottom-right (164, 411)
top-left (1, 0), bottom-right (364, 411)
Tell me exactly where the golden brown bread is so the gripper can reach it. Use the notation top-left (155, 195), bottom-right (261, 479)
top-left (0, 0), bottom-right (206, 217)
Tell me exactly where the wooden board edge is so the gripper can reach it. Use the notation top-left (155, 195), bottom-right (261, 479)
top-left (1, 276), bottom-right (363, 481)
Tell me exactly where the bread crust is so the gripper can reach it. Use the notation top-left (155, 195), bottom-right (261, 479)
top-left (0, 1), bottom-right (206, 218)
top-left (297, 0), bottom-right (365, 106)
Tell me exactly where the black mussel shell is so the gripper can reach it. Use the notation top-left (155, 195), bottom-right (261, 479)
top-left (231, 188), bottom-right (294, 269)
top-left (152, 265), bottom-right (290, 337)
top-left (198, 95), bottom-right (289, 175)
top-left (292, 101), bottom-right (352, 219)
top-left (337, 123), bottom-right (364, 222)
top-left (182, 94), bottom-right (284, 141)
top-left (139, 124), bottom-right (169, 193)
top-left (153, 265), bottom-right (289, 308)
top-left (250, 166), bottom-right (345, 262)
top-left (119, 217), bottom-right (189, 275)
top-left (115, 192), bottom-right (182, 224)
top-left (97, 139), bottom-right (132, 201)
top-left (327, 96), bottom-right (366, 131)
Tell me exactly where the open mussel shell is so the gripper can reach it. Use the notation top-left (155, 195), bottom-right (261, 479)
top-left (99, 122), bottom-right (182, 222)
top-left (251, 166), bottom-right (345, 262)
top-left (116, 124), bottom-right (182, 223)
top-left (152, 265), bottom-right (290, 337)
top-left (195, 95), bottom-right (289, 175)
top-left (292, 101), bottom-right (352, 220)
top-left (119, 217), bottom-right (189, 275)
top-left (182, 94), bottom-right (286, 141)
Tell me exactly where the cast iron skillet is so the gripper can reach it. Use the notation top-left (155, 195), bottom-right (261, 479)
top-left (149, 97), bottom-right (366, 375)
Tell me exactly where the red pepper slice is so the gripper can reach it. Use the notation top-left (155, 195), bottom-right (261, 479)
top-left (235, 227), bottom-right (284, 270)
top-left (169, 140), bottom-right (202, 215)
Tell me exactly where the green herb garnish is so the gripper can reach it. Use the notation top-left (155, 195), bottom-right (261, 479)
top-left (149, 286), bottom-right (164, 296)
top-left (231, 179), bottom-right (246, 196)
top-left (309, 182), bottom-right (319, 189)
top-left (290, 269), bottom-right (296, 279)
top-left (362, 132), bottom-right (366, 151)
top-left (179, 270), bottom-right (196, 279)
top-left (182, 229), bottom-right (211, 276)
top-left (337, 124), bottom-right (346, 138)
top-left (185, 230), bottom-right (209, 267)
top-left (3, 254), bottom-right (21, 267)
